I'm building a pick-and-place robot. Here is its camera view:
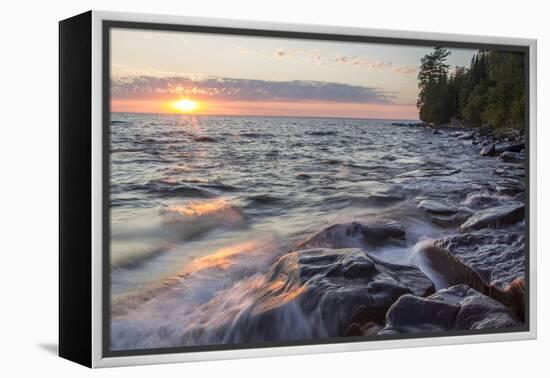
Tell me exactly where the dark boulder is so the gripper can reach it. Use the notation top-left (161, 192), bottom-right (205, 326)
top-left (496, 142), bottom-right (525, 154)
top-left (380, 294), bottom-right (459, 334)
top-left (295, 220), bottom-right (405, 250)
top-left (460, 202), bottom-right (524, 232)
top-left (433, 228), bottom-right (526, 289)
top-left (432, 129), bottom-right (442, 135)
top-left (455, 288), bottom-right (522, 330)
top-left (480, 143), bottom-right (496, 157)
top-left (379, 285), bottom-right (521, 334)
top-left (220, 248), bottom-right (435, 342)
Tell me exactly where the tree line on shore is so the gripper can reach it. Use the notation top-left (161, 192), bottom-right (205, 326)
top-left (416, 47), bottom-right (525, 130)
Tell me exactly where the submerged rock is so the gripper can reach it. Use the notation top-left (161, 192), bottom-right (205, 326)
top-left (222, 248), bottom-right (435, 342)
top-left (461, 191), bottom-right (511, 210)
top-left (295, 220), bottom-right (405, 250)
top-left (379, 285), bottom-right (521, 334)
top-left (460, 202), bottom-right (524, 232)
top-left (499, 151), bottom-right (525, 164)
top-left (363, 193), bottom-right (404, 206)
top-left (418, 200), bottom-right (459, 215)
top-left (418, 199), bottom-right (471, 227)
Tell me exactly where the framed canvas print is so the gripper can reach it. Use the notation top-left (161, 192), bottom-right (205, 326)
top-left (59, 10), bottom-right (537, 368)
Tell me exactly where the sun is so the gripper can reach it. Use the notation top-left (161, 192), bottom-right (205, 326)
top-left (173, 98), bottom-right (200, 113)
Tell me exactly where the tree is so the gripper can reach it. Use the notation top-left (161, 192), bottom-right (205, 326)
top-left (417, 47), bottom-right (453, 125)
top-left (416, 48), bottom-right (525, 129)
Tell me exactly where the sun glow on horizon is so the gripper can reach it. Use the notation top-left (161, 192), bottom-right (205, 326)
top-left (173, 98), bottom-right (200, 113)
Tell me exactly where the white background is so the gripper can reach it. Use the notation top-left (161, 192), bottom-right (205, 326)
top-left (0, 0), bottom-right (546, 376)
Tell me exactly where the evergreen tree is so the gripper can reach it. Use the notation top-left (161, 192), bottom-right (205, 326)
top-left (416, 48), bottom-right (525, 129)
top-left (417, 47), bottom-right (453, 125)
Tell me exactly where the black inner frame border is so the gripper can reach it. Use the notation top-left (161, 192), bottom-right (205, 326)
top-left (102, 19), bottom-right (531, 358)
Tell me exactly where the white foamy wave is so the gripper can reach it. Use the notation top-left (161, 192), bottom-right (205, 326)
top-left (160, 198), bottom-right (245, 239)
top-left (111, 235), bottom-right (289, 349)
top-left (110, 199), bottom-right (246, 268)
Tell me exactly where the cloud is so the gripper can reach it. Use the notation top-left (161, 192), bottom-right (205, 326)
top-left (235, 46), bottom-right (417, 74)
top-left (111, 75), bottom-right (395, 104)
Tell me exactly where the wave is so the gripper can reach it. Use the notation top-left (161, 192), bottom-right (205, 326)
top-left (245, 193), bottom-right (287, 206)
top-left (160, 198), bottom-right (246, 239)
top-left (306, 130), bottom-right (337, 136)
top-left (111, 236), bottom-right (285, 349)
top-left (134, 179), bottom-right (218, 198)
top-left (110, 148), bottom-right (143, 153)
top-left (110, 199), bottom-right (246, 269)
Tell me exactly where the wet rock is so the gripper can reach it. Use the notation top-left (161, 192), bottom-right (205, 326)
top-left (461, 191), bottom-right (511, 210)
top-left (296, 173), bottom-right (312, 179)
top-left (460, 202), bottom-right (524, 232)
top-left (427, 210), bottom-right (472, 228)
top-left (379, 285), bottom-right (521, 334)
top-left (222, 248), bottom-right (435, 342)
top-left (457, 132), bottom-right (475, 140)
top-left (418, 243), bottom-right (489, 294)
top-left (499, 151), bottom-right (525, 164)
top-left (345, 321), bottom-right (381, 336)
top-left (418, 200), bottom-right (471, 227)
top-left (496, 142), bottom-right (525, 154)
top-left (432, 129), bottom-right (442, 135)
top-left (433, 227), bottom-right (525, 289)
top-left (418, 200), bottom-right (459, 215)
top-left (295, 220), bottom-right (405, 250)
top-left (455, 288), bottom-right (522, 330)
top-left (480, 143), bottom-right (496, 157)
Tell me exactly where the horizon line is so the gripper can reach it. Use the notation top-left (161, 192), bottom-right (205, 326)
top-left (110, 111), bottom-right (421, 122)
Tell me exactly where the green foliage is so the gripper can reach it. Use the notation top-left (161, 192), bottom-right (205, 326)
top-left (417, 47), bottom-right (453, 125)
top-left (416, 48), bottom-right (525, 129)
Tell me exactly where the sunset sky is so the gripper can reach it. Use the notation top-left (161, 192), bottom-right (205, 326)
top-left (111, 28), bottom-right (476, 120)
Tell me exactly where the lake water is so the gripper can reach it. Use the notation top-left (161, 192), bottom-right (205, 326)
top-left (109, 112), bottom-right (524, 350)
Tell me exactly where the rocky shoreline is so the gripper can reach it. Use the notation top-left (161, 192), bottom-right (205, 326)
top-left (209, 122), bottom-right (527, 341)
top-left (111, 118), bottom-right (528, 348)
